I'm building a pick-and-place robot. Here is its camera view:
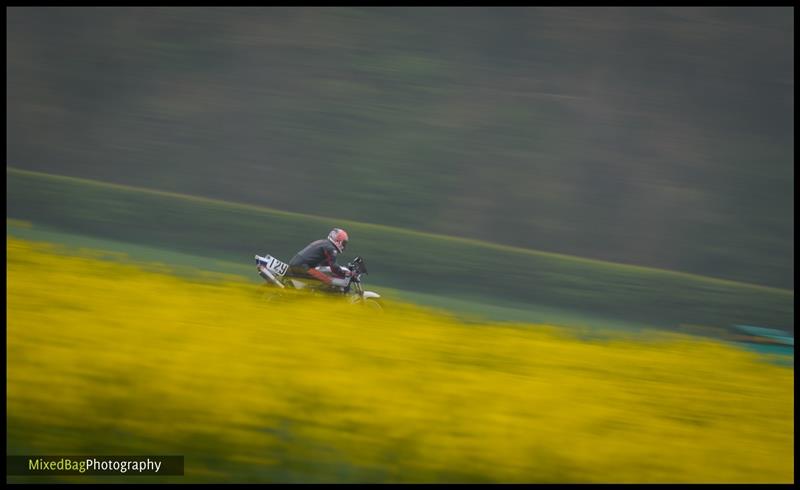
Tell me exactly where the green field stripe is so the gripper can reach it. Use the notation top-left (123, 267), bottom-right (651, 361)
top-left (7, 166), bottom-right (792, 296)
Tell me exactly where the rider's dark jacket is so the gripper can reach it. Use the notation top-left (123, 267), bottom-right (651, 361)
top-left (288, 239), bottom-right (347, 278)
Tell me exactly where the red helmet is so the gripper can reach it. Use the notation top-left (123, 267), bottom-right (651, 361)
top-left (327, 228), bottom-right (349, 253)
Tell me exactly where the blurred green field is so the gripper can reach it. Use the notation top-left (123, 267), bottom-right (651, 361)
top-left (5, 219), bottom-right (651, 334)
top-left (6, 236), bottom-right (794, 483)
top-left (8, 7), bottom-right (794, 291)
top-left (9, 219), bottom-right (793, 365)
top-left (7, 167), bottom-right (794, 335)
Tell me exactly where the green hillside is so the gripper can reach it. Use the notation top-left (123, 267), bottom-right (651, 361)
top-left (7, 7), bottom-right (794, 289)
top-left (7, 167), bottom-right (793, 333)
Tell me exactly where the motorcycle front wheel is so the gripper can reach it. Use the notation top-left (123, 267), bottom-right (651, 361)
top-left (362, 298), bottom-right (384, 312)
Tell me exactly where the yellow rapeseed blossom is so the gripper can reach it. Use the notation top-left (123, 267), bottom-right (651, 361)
top-left (6, 237), bottom-right (793, 483)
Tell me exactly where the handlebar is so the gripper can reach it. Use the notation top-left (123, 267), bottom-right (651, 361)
top-left (347, 256), bottom-right (368, 275)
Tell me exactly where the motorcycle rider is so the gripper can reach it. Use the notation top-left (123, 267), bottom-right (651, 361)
top-left (287, 228), bottom-right (353, 290)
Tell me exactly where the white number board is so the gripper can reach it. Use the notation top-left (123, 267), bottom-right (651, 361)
top-left (258, 254), bottom-right (289, 277)
top-left (265, 255), bottom-right (289, 277)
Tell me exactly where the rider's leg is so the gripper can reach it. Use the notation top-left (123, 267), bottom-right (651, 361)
top-left (308, 268), bottom-right (349, 292)
top-left (288, 265), bottom-right (345, 292)
top-left (306, 268), bottom-right (333, 285)
top-left (284, 265), bottom-right (325, 290)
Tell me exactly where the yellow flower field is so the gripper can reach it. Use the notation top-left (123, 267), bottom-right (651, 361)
top-left (6, 236), bottom-right (793, 483)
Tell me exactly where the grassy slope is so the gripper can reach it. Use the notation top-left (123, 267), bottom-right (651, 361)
top-left (5, 220), bottom-right (647, 332)
top-left (7, 167), bottom-right (794, 334)
top-left (7, 221), bottom-right (792, 364)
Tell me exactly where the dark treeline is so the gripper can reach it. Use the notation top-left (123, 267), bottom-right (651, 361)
top-left (7, 7), bottom-right (794, 288)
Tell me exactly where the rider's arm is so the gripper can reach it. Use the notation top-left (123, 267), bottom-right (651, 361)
top-left (323, 247), bottom-right (349, 278)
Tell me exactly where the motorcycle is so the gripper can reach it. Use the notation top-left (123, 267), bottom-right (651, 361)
top-left (255, 253), bottom-right (384, 311)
